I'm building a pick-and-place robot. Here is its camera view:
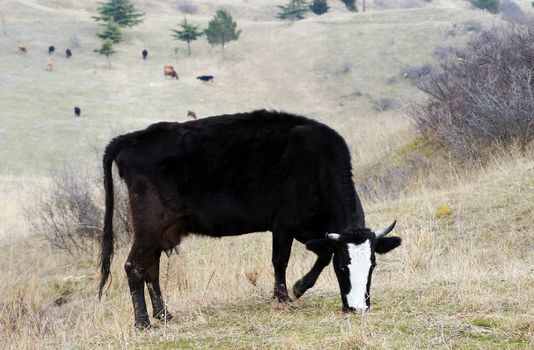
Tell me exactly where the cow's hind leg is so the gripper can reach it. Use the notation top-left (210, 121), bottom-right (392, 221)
top-left (293, 253), bottom-right (332, 299)
top-left (145, 250), bottom-right (173, 322)
top-left (124, 241), bottom-right (151, 329)
top-left (272, 230), bottom-right (293, 302)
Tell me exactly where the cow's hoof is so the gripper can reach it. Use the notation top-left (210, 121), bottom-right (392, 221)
top-left (154, 310), bottom-right (173, 322)
top-left (134, 319), bottom-right (151, 330)
top-left (273, 292), bottom-right (293, 303)
top-left (292, 280), bottom-right (307, 299)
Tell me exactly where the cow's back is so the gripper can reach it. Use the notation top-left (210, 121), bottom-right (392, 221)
top-left (115, 110), bottom-right (357, 235)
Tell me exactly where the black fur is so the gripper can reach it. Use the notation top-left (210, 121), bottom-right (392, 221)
top-left (375, 236), bottom-right (402, 254)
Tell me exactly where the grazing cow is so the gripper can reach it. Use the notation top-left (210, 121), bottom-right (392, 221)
top-left (197, 75), bottom-right (214, 83)
top-left (74, 106), bottom-right (81, 117)
top-left (48, 46), bottom-right (55, 54)
top-left (65, 49), bottom-right (72, 58)
top-left (99, 110), bottom-right (401, 328)
top-left (187, 110), bottom-right (197, 120)
top-left (163, 65), bottom-right (178, 79)
top-left (47, 62), bottom-right (53, 71)
top-left (17, 45), bottom-right (27, 54)
top-left (142, 49), bottom-right (148, 60)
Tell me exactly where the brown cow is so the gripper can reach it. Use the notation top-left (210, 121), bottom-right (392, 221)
top-left (47, 62), bottom-right (53, 71)
top-left (164, 65), bottom-right (178, 80)
top-left (187, 110), bottom-right (197, 120)
top-left (17, 45), bottom-right (27, 54)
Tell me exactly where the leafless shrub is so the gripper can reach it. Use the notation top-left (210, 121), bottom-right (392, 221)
top-left (373, 96), bottom-right (401, 111)
top-left (500, 0), bottom-right (527, 23)
top-left (177, 1), bottom-right (198, 14)
top-left (462, 20), bottom-right (482, 32)
top-left (433, 45), bottom-right (457, 60)
top-left (400, 64), bottom-right (432, 82)
top-left (441, 24), bottom-right (458, 37)
top-left (412, 25), bottom-right (534, 159)
top-left (25, 164), bottom-right (131, 255)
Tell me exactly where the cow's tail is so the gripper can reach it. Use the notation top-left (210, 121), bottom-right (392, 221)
top-left (99, 136), bottom-right (127, 300)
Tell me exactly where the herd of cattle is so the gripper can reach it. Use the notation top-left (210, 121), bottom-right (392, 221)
top-left (16, 44), bottom-right (212, 119)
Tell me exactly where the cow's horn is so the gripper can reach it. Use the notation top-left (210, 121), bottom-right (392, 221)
top-left (327, 233), bottom-right (341, 241)
top-left (174, 244), bottom-right (180, 255)
top-left (375, 220), bottom-right (397, 239)
top-left (164, 249), bottom-right (172, 257)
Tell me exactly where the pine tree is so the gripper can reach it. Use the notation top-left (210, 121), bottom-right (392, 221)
top-left (97, 20), bottom-right (122, 43)
top-left (95, 39), bottom-right (116, 67)
top-left (277, 0), bottom-right (311, 20)
top-left (171, 18), bottom-right (203, 56)
top-left (93, 0), bottom-right (144, 27)
top-left (310, 0), bottom-right (329, 15)
top-left (204, 10), bottom-right (241, 59)
top-left (470, 0), bottom-right (500, 13)
top-left (340, 0), bottom-right (357, 11)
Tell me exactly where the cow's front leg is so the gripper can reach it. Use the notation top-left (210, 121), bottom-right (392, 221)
top-left (125, 243), bottom-right (150, 329)
top-left (293, 253), bottom-right (332, 298)
top-left (272, 231), bottom-right (293, 302)
top-left (146, 251), bottom-right (173, 322)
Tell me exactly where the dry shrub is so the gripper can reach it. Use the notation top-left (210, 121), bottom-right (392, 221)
top-left (412, 24), bottom-right (534, 159)
top-left (372, 96), bottom-right (401, 111)
top-left (400, 64), bottom-right (432, 82)
top-left (462, 20), bottom-right (482, 32)
top-left (177, 1), bottom-right (199, 14)
top-left (24, 164), bottom-right (131, 255)
top-left (500, 0), bottom-right (528, 23)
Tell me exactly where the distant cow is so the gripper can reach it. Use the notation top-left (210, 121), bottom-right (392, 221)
top-left (65, 49), bottom-right (72, 58)
top-left (187, 110), bottom-right (197, 119)
top-left (142, 49), bottom-right (148, 60)
top-left (197, 75), bottom-right (214, 83)
top-left (99, 110), bottom-right (401, 328)
top-left (47, 62), bottom-right (53, 71)
top-left (48, 46), bottom-right (55, 54)
top-left (17, 45), bottom-right (27, 54)
top-left (74, 106), bottom-right (81, 117)
top-left (164, 65), bottom-right (178, 79)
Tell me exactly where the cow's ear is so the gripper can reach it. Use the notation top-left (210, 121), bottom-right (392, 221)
top-left (375, 237), bottom-right (402, 254)
top-left (306, 239), bottom-right (336, 255)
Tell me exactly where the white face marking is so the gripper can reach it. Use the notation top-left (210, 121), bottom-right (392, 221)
top-left (345, 240), bottom-right (372, 310)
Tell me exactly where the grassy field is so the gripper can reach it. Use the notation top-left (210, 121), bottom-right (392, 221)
top-left (0, 0), bottom-right (533, 349)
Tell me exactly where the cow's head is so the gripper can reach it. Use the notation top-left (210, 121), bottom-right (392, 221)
top-left (305, 221), bottom-right (400, 312)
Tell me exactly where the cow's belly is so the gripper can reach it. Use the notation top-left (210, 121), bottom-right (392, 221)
top-left (183, 193), bottom-right (272, 236)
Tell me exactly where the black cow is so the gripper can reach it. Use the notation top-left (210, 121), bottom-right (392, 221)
top-left (197, 75), bottom-right (214, 82)
top-left (99, 110), bottom-right (401, 328)
top-left (74, 106), bottom-right (81, 117)
top-left (48, 45), bottom-right (55, 54)
top-left (65, 49), bottom-right (72, 58)
top-left (142, 49), bottom-right (148, 60)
